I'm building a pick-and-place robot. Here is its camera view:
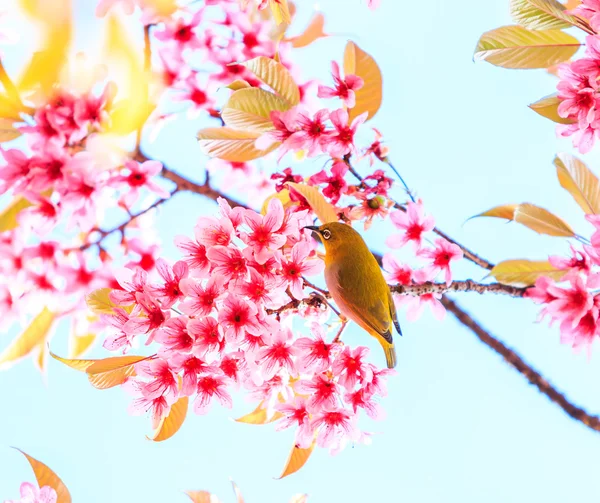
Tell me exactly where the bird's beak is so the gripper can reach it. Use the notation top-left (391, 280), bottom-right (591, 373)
top-left (303, 225), bottom-right (321, 233)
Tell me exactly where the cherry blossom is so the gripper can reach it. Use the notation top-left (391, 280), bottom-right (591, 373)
top-left (4, 482), bottom-right (57, 503)
top-left (318, 61), bottom-right (364, 108)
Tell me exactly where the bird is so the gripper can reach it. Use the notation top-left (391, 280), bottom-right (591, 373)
top-left (304, 222), bottom-right (401, 368)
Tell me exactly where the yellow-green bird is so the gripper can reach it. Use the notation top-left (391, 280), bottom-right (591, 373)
top-left (305, 222), bottom-right (401, 368)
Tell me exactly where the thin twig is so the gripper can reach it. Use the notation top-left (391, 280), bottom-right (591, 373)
top-left (383, 157), bottom-right (415, 203)
top-left (442, 295), bottom-right (600, 433)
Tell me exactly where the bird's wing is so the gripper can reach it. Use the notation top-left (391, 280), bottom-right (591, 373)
top-left (387, 289), bottom-right (402, 336)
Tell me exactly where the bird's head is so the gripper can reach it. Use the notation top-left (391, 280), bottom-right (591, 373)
top-left (304, 222), bottom-right (364, 256)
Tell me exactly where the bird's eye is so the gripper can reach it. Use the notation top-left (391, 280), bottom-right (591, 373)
top-left (322, 229), bottom-right (331, 240)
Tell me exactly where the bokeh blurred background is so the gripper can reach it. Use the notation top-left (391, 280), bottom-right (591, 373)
top-left (2, 0), bottom-right (600, 501)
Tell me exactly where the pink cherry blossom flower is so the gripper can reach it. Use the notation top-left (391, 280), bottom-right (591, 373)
top-left (318, 61), bottom-right (364, 108)
top-left (231, 267), bottom-right (287, 309)
top-left (274, 396), bottom-right (314, 448)
top-left (154, 10), bottom-right (204, 51)
top-left (255, 328), bottom-right (297, 380)
top-left (569, 0), bottom-right (600, 32)
top-left (255, 108), bottom-right (299, 155)
top-left (382, 253), bottom-right (412, 285)
top-left (344, 388), bottom-right (383, 419)
top-left (546, 275), bottom-right (598, 328)
top-left (95, 0), bottom-right (136, 17)
top-left (311, 408), bottom-right (357, 450)
top-left (293, 323), bottom-right (336, 373)
top-left (386, 201), bottom-right (435, 250)
top-left (325, 109), bottom-right (367, 157)
top-left (218, 294), bottom-right (263, 344)
top-left (349, 193), bottom-right (391, 230)
top-left (148, 259), bottom-right (189, 308)
top-left (240, 198), bottom-right (286, 264)
top-left (280, 240), bottom-right (324, 299)
top-left (179, 276), bottom-right (225, 317)
top-left (332, 346), bottom-right (373, 391)
top-left (194, 373), bottom-right (232, 414)
top-left (5, 482), bottom-right (57, 503)
top-left (396, 291), bottom-right (446, 322)
top-left (188, 316), bottom-right (225, 356)
top-left (135, 359), bottom-right (178, 400)
top-left (114, 160), bottom-right (170, 207)
top-left (295, 372), bottom-right (340, 412)
top-left (174, 232), bottom-right (210, 277)
top-left (206, 245), bottom-right (248, 282)
top-left (0, 148), bottom-right (32, 193)
top-left (101, 307), bottom-right (133, 352)
top-left (195, 216), bottom-right (234, 247)
top-left (129, 393), bottom-right (171, 429)
top-left (125, 292), bottom-right (169, 336)
top-left (170, 354), bottom-right (215, 396)
top-left (288, 109), bottom-right (333, 157)
top-left (174, 74), bottom-right (215, 117)
top-left (418, 238), bottom-right (463, 286)
top-left (309, 159), bottom-right (348, 204)
top-left (110, 267), bottom-right (148, 305)
top-left (154, 316), bottom-right (195, 354)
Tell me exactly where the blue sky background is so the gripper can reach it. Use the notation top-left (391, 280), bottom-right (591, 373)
top-left (3, 0), bottom-right (600, 501)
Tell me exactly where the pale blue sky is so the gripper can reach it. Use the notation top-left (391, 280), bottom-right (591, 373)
top-left (3, 1), bottom-right (600, 502)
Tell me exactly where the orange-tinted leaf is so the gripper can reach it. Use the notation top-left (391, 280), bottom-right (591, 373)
top-left (186, 491), bottom-right (219, 503)
top-left (68, 333), bottom-right (96, 359)
top-left (33, 341), bottom-right (48, 374)
top-left (197, 127), bottom-right (276, 162)
top-left (277, 441), bottom-right (316, 479)
top-left (241, 56), bottom-right (300, 106)
top-left (554, 153), bottom-right (600, 214)
top-left (235, 401), bottom-right (283, 424)
top-left (286, 12), bottom-right (327, 48)
top-left (148, 395), bottom-right (189, 441)
top-left (489, 259), bottom-right (565, 286)
top-left (0, 308), bottom-right (55, 370)
top-left (474, 25), bottom-right (580, 69)
top-left (230, 480), bottom-right (245, 503)
top-left (564, 0), bottom-right (580, 8)
top-left (343, 41), bottom-right (382, 122)
top-left (0, 95), bottom-right (25, 120)
top-left (86, 355), bottom-right (150, 389)
top-left (222, 88), bottom-right (290, 132)
top-left (49, 351), bottom-right (96, 372)
top-left (269, 0), bottom-right (291, 25)
top-left (261, 189), bottom-right (293, 215)
top-left (226, 79), bottom-right (251, 91)
top-left (103, 14), bottom-right (152, 135)
top-left (287, 182), bottom-right (338, 224)
top-left (529, 93), bottom-right (575, 124)
top-left (0, 118), bottom-right (22, 142)
top-left (86, 288), bottom-right (120, 315)
top-left (470, 204), bottom-right (518, 221)
top-left (16, 449), bottom-right (72, 503)
top-left (0, 196), bottom-right (35, 233)
top-left (514, 203), bottom-right (575, 236)
top-left (510, 0), bottom-right (580, 30)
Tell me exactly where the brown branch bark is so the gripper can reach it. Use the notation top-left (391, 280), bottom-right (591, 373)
top-left (442, 295), bottom-right (600, 432)
top-left (392, 280), bottom-right (526, 297)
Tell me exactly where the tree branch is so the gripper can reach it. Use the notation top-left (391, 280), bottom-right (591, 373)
top-left (392, 280), bottom-right (526, 297)
top-left (442, 295), bottom-right (600, 432)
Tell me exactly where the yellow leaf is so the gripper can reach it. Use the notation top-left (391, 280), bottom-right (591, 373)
top-left (261, 189), bottom-right (293, 215)
top-left (186, 491), bottom-right (220, 503)
top-left (287, 182), bottom-right (338, 224)
top-left (68, 333), bottom-right (96, 359)
top-left (510, 0), bottom-right (580, 30)
top-left (86, 288), bottom-right (120, 315)
top-left (86, 355), bottom-right (150, 389)
top-left (0, 118), bottom-right (22, 142)
top-left (489, 259), bottom-right (565, 286)
top-left (235, 401), bottom-right (283, 424)
top-left (529, 93), bottom-right (576, 124)
top-left (474, 26), bottom-right (580, 69)
top-left (241, 56), bottom-right (300, 106)
top-left (0, 308), bottom-right (55, 370)
top-left (514, 203), bottom-right (575, 236)
top-left (270, 0), bottom-right (291, 24)
top-left (226, 79), bottom-right (251, 91)
top-left (16, 449), bottom-right (72, 503)
top-left (564, 0), bottom-right (580, 8)
top-left (0, 95), bottom-right (25, 121)
top-left (285, 12), bottom-right (327, 48)
top-left (49, 350), bottom-right (96, 372)
top-left (0, 197), bottom-right (35, 233)
top-left (141, 0), bottom-right (178, 17)
top-left (103, 14), bottom-right (152, 135)
top-left (470, 204), bottom-right (518, 221)
top-left (222, 88), bottom-right (290, 133)
top-left (197, 127), bottom-right (276, 162)
top-left (17, 0), bottom-right (72, 94)
top-left (554, 153), bottom-right (600, 214)
top-left (276, 441), bottom-right (316, 479)
top-left (343, 41), bottom-right (383, 122)
top-left (148, 395), bottom-right (188, 441)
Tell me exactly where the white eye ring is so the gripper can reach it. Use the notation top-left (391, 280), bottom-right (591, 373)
top-left (322, 229), bottom-right (331, 240)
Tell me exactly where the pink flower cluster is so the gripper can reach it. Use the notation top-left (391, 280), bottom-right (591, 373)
top-left (526, 214), bottom-right (600, 351)
top-left (102, 198), bottom-right (391, 452)
top-left (383, 201), bottom-right (463, 321)
top-left (4, 482), bottom-right (57, 503)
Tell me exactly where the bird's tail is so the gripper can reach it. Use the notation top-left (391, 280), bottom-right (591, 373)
top-left (383, 342), bottom-right (397, 369)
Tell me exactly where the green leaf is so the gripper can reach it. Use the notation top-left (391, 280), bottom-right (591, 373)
top-left (529, 93), bottom-right (575, 124)
top-left (510, 0), bottom-right (579, 30)
top-left (222, 88), bottom-right (290, 133)
top-left (474, 25), bottom-right (580, 69)
top-left (554, 153), bottom-right (600, 214)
